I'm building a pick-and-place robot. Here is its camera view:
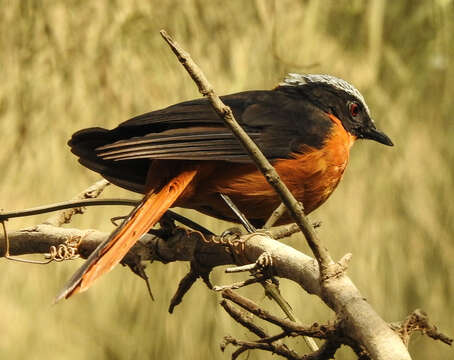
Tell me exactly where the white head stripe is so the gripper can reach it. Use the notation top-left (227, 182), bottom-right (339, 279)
top-left (280, 73), bottom-right (370, 116)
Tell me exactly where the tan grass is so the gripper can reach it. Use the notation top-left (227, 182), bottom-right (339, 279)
top-left (0, 1), bottom-right (452, 359)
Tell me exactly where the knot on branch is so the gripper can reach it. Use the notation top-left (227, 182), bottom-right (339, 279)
top-left (320, 253), bottom-right (352, 283)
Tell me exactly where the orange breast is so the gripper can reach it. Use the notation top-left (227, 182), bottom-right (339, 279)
top-left (181, 115), bottom-right (355, 224)
top-left (280, 114), bottom-right (356, 214)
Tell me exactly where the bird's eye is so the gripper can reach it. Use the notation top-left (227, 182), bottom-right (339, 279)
top-left (349, 102), bottom-right (360, 118)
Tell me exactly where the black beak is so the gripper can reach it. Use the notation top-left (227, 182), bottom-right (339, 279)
top-left (361, 125), bottom-right (394, 146)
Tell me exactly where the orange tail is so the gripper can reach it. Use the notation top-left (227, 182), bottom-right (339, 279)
top-left (55, 169), bottom-right (197, 302)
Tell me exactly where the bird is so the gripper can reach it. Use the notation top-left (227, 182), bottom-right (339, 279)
top-left (56, 73), bottom-right (393, 301)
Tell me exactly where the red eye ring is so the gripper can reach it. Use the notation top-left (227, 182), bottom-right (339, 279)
top-left (349, 102), bottom-right (360, 118)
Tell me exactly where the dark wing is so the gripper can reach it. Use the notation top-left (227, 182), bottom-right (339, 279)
top-left (69, 88), bottom-right (332, 193)
top-left (95, 129), bottom-right (259, 162)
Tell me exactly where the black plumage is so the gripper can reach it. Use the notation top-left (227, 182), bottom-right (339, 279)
top-left (69, 87), bottom-right (333, 193)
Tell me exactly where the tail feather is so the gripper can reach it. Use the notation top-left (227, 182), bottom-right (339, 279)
top-left (55, 169), bottom-right (197, 302)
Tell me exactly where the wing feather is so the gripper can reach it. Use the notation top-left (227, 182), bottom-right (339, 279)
top-left (96, 128), bottom-right (259, 162)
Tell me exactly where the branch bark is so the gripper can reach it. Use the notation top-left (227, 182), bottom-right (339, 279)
top-left (1, 221), bottom-right (451, 356)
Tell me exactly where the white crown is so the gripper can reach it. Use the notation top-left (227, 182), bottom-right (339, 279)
top-left (280, 73), bottom-right (370, 116)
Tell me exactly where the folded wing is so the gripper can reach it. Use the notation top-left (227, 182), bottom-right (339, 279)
top-left (68, 88), bottom-right (331, 193)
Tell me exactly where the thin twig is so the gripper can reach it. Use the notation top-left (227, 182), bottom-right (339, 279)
top-left (261, 279), bottom-right (319, 352)
top-left (222, 294), bottom-right (339, 359)
top-left (225, 250), bottom-right (272, 274)
top-left (45, 179), bottom-right (110, 226)
top-left (0, 199), bottom-right (213, 237)
top-left (220, 300), bottom-right (268, 338)
top-left (391, 309), bottom-right (453, 347)
top-left (222, 290), bottom-right (334, 338)
top-left (257, 331), bottom-right (293, 344)
top-left (166, 210), bottom-right (214, 235)
top-left (219, 193), bottom-right (256, 233)
top-left (264, 203), bottom-right (287, 228)
top-left (222, 336), bottom-right (301, 360)
top-left (243, 337), bottom-right (340, 360)
top-left (268, 223), bottom-right (301, 240)
top-left (126, 260), bottom-right (155, 301)
top-left (225, 263), bottom-right (258, 273)
top-left (230, 347), bottom-right (249, 360)
top-left (0, 198), bottom-right (138, 221)
top-left (213, 276), bottom-right (266, 292)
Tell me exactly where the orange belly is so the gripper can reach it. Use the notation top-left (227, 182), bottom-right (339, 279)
top-left (181, 115), bottom-right (356, 224)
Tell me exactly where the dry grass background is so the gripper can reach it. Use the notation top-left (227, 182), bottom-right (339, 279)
top-left (0, 0), bottom-right (452, 359)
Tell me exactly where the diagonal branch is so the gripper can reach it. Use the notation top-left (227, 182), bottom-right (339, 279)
top-left (220, 299), bottom-right (268, 339)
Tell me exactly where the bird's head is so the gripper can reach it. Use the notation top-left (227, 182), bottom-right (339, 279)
top-left (280, 73), bottom-right (393, 146)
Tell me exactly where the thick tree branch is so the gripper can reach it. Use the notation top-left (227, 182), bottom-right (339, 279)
top-left (1, 221), bottom-right (450, 357)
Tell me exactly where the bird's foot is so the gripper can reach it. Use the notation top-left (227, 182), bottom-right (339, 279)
top-left (220, 226), bottom-right (243, 240)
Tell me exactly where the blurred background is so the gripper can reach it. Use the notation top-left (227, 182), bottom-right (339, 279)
top-left (0, 0), bottom-right (452, 359)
